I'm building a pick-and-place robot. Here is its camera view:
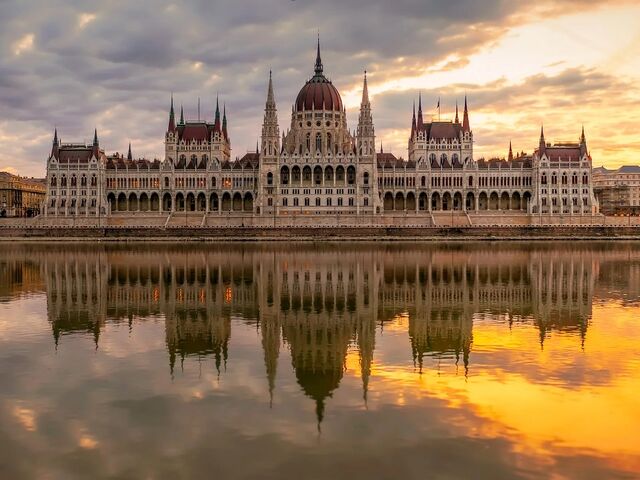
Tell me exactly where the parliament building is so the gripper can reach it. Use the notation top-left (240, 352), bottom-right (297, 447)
top-left (43, 40), bottom-right (599, 226)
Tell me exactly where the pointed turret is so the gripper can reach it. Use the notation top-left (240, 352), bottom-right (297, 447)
top-left (314, 34), bottom-right (323, 76)
top-left (539, 125), bottom-right (546, 153)
top-left (361, 70), bottom-right (369, 106)
top-left (411, 101), bottom-right (416, 139)
top-left (222, 103), bottom-right (228, 140)
top-left (508, 141), bottom-right (513, 162)
top-left (168, 94), bottom-right (176, 132)
top-left (357, 70), bottom-right (375, 157)
top-left (455, 100), bottom-right (459, 124)
top-left (580, 125), bottom-right (588, 156)
top-left (51, 128), bottom-right (59, 158)
top-left (417, 92), bottom-right (424, 130)
top-left (266, 70), bottom-right (275, 108)
top-left (462, 95), bottom-right (470, 132)
top-left (179, 105), bottom-right (184, 125)
top-left (214, 96), bottom-right (221, 132)
top-left (92, 128), bottom-right (99, 158)
top-left (261, 70), bottom-right (280, 159)
top-left (127, 142), bottom-right (132, 160)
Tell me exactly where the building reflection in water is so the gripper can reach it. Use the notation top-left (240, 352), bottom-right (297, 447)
top-left (4, 243), bottom-right (639, 426)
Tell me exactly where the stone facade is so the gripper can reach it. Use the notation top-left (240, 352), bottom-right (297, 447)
top-left (43, 40), bottom-right (599, 223)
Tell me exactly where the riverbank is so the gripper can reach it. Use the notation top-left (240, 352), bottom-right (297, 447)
top-left (1, 225), bottom-right (640, 241)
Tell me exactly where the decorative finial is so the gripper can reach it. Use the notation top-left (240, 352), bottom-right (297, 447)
top-left (314, 33), bottom-right (323, 75)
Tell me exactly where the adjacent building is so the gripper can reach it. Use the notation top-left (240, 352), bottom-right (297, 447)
top-left (0, 171), bottom-right (46, 217)
top-left (593, 165), bottom-right (640, 215)
top-left (43, 40), bottom-right (600, 223)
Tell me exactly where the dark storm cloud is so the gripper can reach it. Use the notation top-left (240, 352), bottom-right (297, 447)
top-left (0, 0), bottom-right (632, 175)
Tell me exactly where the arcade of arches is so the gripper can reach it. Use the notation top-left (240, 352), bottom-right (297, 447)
top-left (108, 191), bottom-right (254, 213)
top-left (383, 190), bottom-right (532, 212)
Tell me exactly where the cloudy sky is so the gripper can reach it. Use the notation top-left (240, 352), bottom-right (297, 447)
top-left (1, 0), bottom-right (639, 177)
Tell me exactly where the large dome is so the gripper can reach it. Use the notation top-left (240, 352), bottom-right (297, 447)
top-left (294, 40), bottom-right (343, 112)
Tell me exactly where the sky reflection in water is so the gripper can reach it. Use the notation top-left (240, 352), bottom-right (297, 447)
top-left (0, 242), bottom-right (639, 480)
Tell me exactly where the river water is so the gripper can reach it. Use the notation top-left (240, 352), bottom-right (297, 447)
top-left (0, 242), bottom-right (639, 479)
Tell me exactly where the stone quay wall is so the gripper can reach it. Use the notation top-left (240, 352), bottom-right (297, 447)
top-left (1, 224), bottom-right (640, 241)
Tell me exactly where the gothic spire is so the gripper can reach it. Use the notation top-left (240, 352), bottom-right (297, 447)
top-left (214, 95), bottom-right (221, 132)
top-left (266, 70), bottom-right (275, 107)
top-left (417, 92), bottom-right (424, 130)
top-left (92, 128), bottom-right (99, 158)
top-left (508, 141), bottom-right (513, 162)
top-left (580, 125), bottom-right (586, 145)
top-left (222, 103), bottom-right (228, 139)
top-left (314, 34), bottom-right (323, 76)
top-left (127, 142), bottom-right (132, 160)
top-left (411, 101), bottom-right (416, 138)
top-left (455, 100), bottom-right (459, 124)
top-left (168, 94), bottom-right (176, 132)
top-left (361, 70), bottom-right (369, 106)
top-left (51, 128), bottom-right (59, 158)
top-left (462, 95), bottom-right (470, 132)
top-left (539, 125), bottom-right (546, 153)
top-left (179, 105), bottom-right (184, 125)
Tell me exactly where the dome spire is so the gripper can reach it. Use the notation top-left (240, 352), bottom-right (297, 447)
top-left (314, 33), bottom-right (323, 75)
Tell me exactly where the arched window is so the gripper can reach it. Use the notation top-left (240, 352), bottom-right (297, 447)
top-left (303, 166), bottom-right (312, 182)
top-left (316, 133), bottom-right (322, 153)
top-left (211, 177), bottom-right (217, 188)
top-left (541, 173), bottom-right (547, 185)
top-left (304, 197), bottom-right (310, 206)
top-left (267, 172), bottom-right (273, 185)
top-left (327, 133), bottom-right (332, 153)
top-left (440, 153), bottom-right (448, 165)
top-left (71, 175), bottom-right (77, 187)
top-left (364, 172), bottom-right (370, 185)
top-left (452, 153), bottom-right (459, 165)
top-left (551, 173), bottom-right (557, 185)
top-left (306, 133), bottom-right (311, 152)
top-left (91, 175), bottom-right (97, 187)
top-left (280, 166), bottom-right (289, 185)
top-left (421, 176), bottom-right (426, 187)
top-left (429, 153), bottom-right (437, 164)
top-left (347, 166), bottom-right (356, 185)
top-left (50, 176), bottom-right (57, 187)
top-left (292, 166), bottom-right (301, 183)
top-left (81, 175), bottom-right (87, 187)
top-left (164, 177), bottom-right (170, 188)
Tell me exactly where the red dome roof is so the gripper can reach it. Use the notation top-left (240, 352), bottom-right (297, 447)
top-left (295, 77), bottom-right (343, 112)
top-left (294, 38), bottom-right (343, 112)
